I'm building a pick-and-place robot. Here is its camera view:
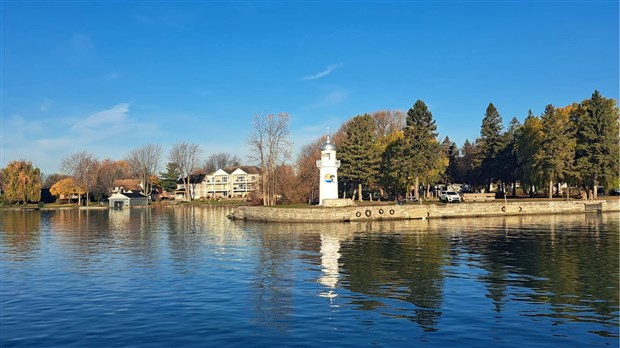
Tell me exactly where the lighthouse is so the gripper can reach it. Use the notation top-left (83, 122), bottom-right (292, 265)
top-left (316, 135), bottom-right (340, 205)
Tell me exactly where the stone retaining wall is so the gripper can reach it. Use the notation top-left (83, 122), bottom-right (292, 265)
top-left (228, 199), bottom-right (619, 223)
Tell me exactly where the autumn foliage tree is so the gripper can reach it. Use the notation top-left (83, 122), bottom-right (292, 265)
top-left (50, 178), bottom-right (86, 204)
top-left (1, 160), bottom-right (42, 205)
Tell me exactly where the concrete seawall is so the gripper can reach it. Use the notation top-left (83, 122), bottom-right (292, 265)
top-left (227, 199), bottom-right (619, 223)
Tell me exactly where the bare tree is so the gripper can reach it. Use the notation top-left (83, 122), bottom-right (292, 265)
top-left (94, 159), bottom-right (131, 199)
top-left (202, 152), bottom-right (241, 174)
top-left (247, 113), bottom-right (292, 205)
top-left (42, 173), bottom-right (69, 189)
top-left (295, 136), bottom-right (324, 203)
top-left (60, 151), bottom-right (99, 206)
top-left (125, 144), bottom-right (162, 199)
top-left (372, 110), bottom-right (405, 137)
top-left (169, 142), bottom-right (202, 200)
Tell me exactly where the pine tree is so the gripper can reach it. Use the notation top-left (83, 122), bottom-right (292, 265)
top-left (339, 114), bottom-right (381, 201)
top-left (159, 162), bottom-right (181, 193)
top-left (497, 117), bottom-right (521, 196)
top-left (478, 103), bottom-right (506, 191)
top-left (572, 91), bottom-right (620, 198)
top-left (441, 136), bottom-right (459, 183)
top-left (392, 100), bottom-right (441, 200)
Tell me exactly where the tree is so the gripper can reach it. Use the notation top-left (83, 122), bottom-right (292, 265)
top-left (535, 104), bottom-right (575, 199)
top-left (572, 91), bottom-right (620, 198)
top-left (202, 152), bottom-right (241, 174)
top-left (339, 114), bottom-right (381, 201)
top-left (159, 162), bottom-right (181, 193)
top-left (93, 159), bottom-right (130, 201)
top-left (126, 144), bottom-right (162, 201)
top-left (169, 142), bottom-right (202, 200)
top-left (60, 151), bottom-right (98, 206)
top-left (1, 160), bottom-right (42, 205)
top-left (478, 103), bottom-right (506, 191)
top-left (372, 110), bottom-right (405, 137)
top-left (295, 136), bottom-right (324, 204)
top-left (391, 100), bottom-right (441, 200)
top-left (42, 173), bottom-right (69, 189)
top-left (442, 136), bottom-right (460, 184)
top-left (247, 113), bottom-right (292, 206)
top-left (50, 178), bottom-right (85, 204)
top-left (459, 139), bottom-right (482, 187)
top-left (498, 117), bottom-right (521, 196)
top-left (515, 111), bottom-right (544, 196)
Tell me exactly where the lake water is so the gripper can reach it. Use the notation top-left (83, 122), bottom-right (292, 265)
top-left (1, 207), bottom-right (618, 347)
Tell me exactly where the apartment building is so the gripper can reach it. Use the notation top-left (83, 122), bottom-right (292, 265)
top-left (175, 166), bottom-right (261, 200)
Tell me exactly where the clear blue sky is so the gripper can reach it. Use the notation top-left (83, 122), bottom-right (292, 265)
top-left (2, 1), bottom-right (618, 174)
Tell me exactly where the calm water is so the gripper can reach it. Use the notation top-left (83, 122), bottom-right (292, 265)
top-left (1, 207), bottom-right (618, 347)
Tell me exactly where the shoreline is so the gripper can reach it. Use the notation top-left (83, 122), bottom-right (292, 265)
top-left (227, 199), bottom-right (620, 223)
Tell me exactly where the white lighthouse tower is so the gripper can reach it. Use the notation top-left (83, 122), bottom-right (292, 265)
top-left (316, 135), bottom-right (340, 205)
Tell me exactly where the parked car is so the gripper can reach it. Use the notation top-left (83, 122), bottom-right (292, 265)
top-left (440, 191), bottom-right (462, 203)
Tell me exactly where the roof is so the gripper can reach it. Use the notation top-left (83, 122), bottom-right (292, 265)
top-left (177, 173), bottom-right (207, 184)
top-left (113, 179), bottom-right (141, 191)
top-left (114, 191), bottom-right (147, 199)
top-left (221, 166), bottom-right (261, 175)
top-left (321, 136), bottom-right (337, 151)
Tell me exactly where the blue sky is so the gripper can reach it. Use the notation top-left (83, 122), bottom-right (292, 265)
top-left (2, 1), bottom-right (618, 174)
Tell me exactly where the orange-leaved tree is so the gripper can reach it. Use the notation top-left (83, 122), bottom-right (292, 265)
top-left (50, 178), bottom-right (85, 204)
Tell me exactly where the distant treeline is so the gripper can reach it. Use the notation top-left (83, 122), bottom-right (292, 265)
top-left (288, 90), bottom-right (619, 203)
top-left (1, 90), bottom-right (618, 206)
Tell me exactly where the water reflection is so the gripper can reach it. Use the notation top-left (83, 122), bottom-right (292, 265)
top-left (319, 232), bottom-right (341, 302)
top-left (0, 210), bottom-right (42, 259)
top-left (1, 208), bottom-right (617, 345)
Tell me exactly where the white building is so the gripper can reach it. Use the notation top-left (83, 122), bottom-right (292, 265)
top-left (316, 136), bottom-right (340, 205)
top-left (175, 166), bottom-right (261, 200)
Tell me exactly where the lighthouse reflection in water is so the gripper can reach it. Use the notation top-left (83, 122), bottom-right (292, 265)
top-left (319, 232), bottom-right (342, 304)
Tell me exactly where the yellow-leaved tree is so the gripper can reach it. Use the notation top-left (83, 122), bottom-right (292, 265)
top-left (1, 160), bottom-right (41, 205)
top-left (50, 178), bottom-right (85, 204)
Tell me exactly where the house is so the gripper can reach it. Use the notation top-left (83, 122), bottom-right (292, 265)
top-left (108, 191), bottom-right (148, 208)
top-left (112, 179), bottom-right (142, 194)
top-left (174, 173), bottom-right (207, 200)
top-left (175, 166), bottom-right (261, 200)
top-left (112, 179), bottom-right (162, 201)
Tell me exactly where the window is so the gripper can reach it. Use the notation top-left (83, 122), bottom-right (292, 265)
top-left (221, 176), bottom-right (228, 183)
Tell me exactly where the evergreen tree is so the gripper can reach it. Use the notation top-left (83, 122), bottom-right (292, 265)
top-left (159, 162), bottom-right (181, 193)
top-left (390, 100), bottom-right (441, 200)
top-left (459, 139), bottom-right (483, 187)
top-left (478, 103), bottom-right (505, 190)
top-left (339, 114), bottom-right (381, 201)
top-left (535, 104), bottom-right (575, 199)
top-left (572, 91), bottom-right (620, 198)
top-left (441, 136), bottom-right (460, 183)
top-left (497, 117), bottom-right (521, 196)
